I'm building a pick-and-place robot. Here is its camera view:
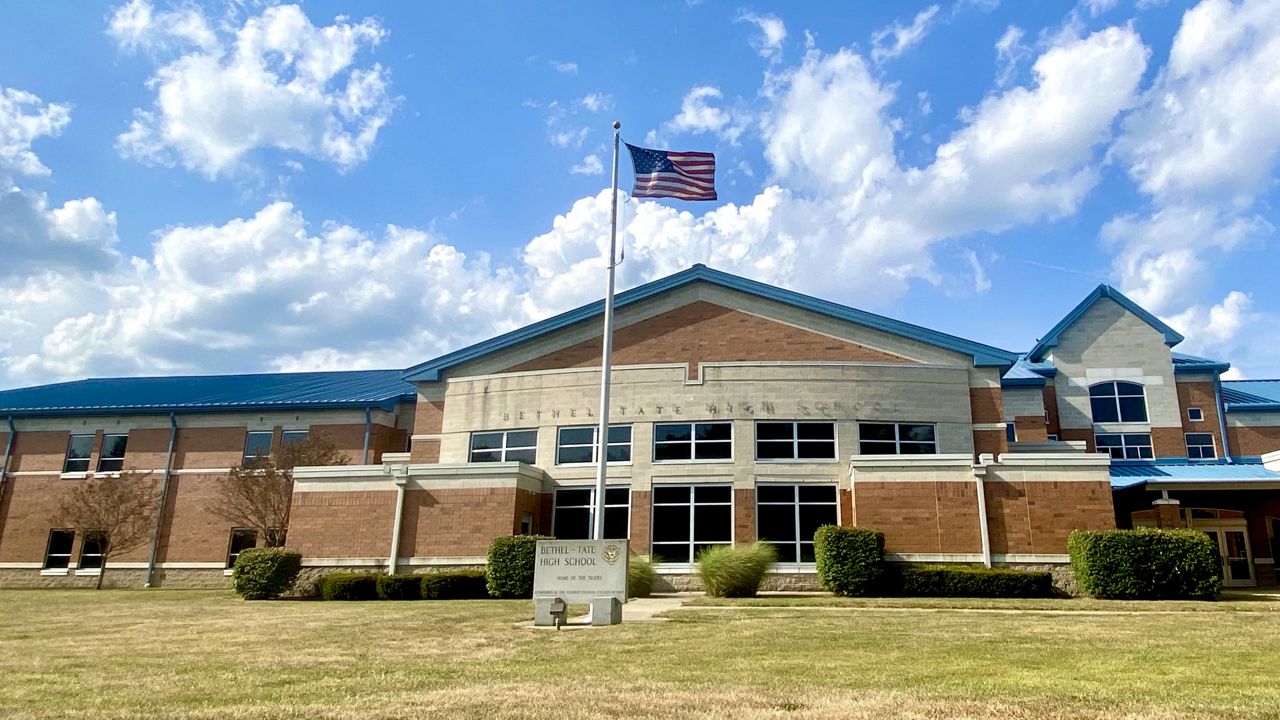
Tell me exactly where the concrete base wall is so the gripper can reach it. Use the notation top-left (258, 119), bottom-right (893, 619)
top-left (0, 568), bottom-right (231, 589)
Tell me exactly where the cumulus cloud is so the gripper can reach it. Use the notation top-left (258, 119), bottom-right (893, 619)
top-left (0, 88), bottom-right (71, 180)
top-left (994, 25), bottom-right (1030, 86)
top-left (648, 86), bottom-right (747, 145)
top-left (570, 154), bottom-right (603, 176)
top-left (737, 11), bottom-right (787, 60)
top-left (109, 1), bottom-right (396, 178)
top-left (577, 93), bottom-right (612, 112)
top-left (871, 5), bottom-right (941, 65)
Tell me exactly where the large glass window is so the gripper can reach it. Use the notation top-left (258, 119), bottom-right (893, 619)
top-left (97, 434), bottom-right (128, 472)
top-left (858, 423), bottom-right (937, 455)
top-left (552, 487), bottom-right (630, 539)
top-left (756, 422), bottom-right (837, 461)
top-left (555, 425), bottom-right (632, 465)
top-left (280, 430), bottom-right (309, 447)
top-left (1186, 433), bottom-right (1217, 461)
top-left (63, 435), bottom-right (94, 473)
top-left (756, 485), bottom-right (838, 562)
top-left (243, 431), bottom-right (273, 463)
top-left (651, 484), bottom-right (733, 562)
top-left (469, 429), bottom-right (538, 464)
top-left (43, 530), bottom-right (74, 569)
top-left (226, 528), bottom-right (257, 568)
top-left (1096, 433), bottom-right (1153, 460)
top-left (653, 422), bottom-right (732, 462)
top-left (1089, 381), bottom-right (1148, 423)
top-left (78, 532), bottom-right (105, 570)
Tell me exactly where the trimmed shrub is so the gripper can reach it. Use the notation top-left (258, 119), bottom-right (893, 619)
top-left (231, 548), bottom-right (302, 600)
top-left (628, 555), bottom-right (659, 598)
top-left (376, 574), bottom-right (423, 601)
top-left (814, 526), bottom-right (885, 597)
top-left (317, 572), bottom-right (381, 601)
top-left (1069, 528), bottom-right (1222, 600)
top-left (697, 542), bottom-right (778, 598)
top-left (486, 535), bottom-right (553, 599)
top-left (893, 564), bottom-right (1054, 598)
top-left (421, 570), bottom-right (490, 600)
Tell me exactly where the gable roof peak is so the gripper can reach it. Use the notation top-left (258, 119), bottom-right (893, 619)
top-left (1027, 283), bottom-right (1184, 362)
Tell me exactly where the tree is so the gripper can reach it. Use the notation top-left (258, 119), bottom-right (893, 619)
top-left (52, 470), bottom-right (159, 589)
top-left (209, 434), bottom-right (349, 548)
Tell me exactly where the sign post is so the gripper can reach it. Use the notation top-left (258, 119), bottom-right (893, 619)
top-left (533, 538), bottom-right (628, 626)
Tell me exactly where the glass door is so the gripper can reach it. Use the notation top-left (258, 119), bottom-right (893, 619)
top-left (1203, 527), bottom-right (1255, 587)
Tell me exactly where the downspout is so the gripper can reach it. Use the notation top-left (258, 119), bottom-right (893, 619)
top-left (974, 458), bottom-right (993, 568)
top-left (144, 413), bottom-right (178, 588)
top-left (0, 416), bottom-right (15, 533)
top-left (362, 406), bottom-right (373, 465)
top-left (387, 465), bottom-right (408, 574)
top-left (1214, 372), bottom-right (1232, 463)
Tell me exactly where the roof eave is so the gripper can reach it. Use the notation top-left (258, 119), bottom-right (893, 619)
top-left (1225, 402), bottom-right (1280, 413)
top-left (0, 395), bottom-right (415, 419)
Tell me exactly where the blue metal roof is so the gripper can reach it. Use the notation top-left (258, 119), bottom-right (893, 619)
top-left (0, 370), bottom-right (417, 418)
top-left (1171, 352), bottom-right (1231, 374)
top-left (1222, 380), bottom-right (1280, 413)
top-left (1110, 459), bottom-right (1280, 489)
top-left (402, 264), bottom-right (1019, 382)
top-left (1001, 355), bottom-right (1057, 387)
top-left (1027, 284), bottom-right (1184, 363)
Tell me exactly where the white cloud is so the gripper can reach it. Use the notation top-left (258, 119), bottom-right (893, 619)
top-left (578, 93), bottom-right (612, 113)
top-left (1164, 291), bottom-right (1255, 356)
top-left (550, 60), bottom-right (578, 74)
top-left (917, 91), bottom-right (932, 116)
top-left (570, 154), bottom-right (603, 176)
top-left (994, 25), bottom-right (1029, 86)
top-left (0, 87), bottom-right (71, 180)
top-left (650, 86), bottom-right (747, 145)
top-left (550, 127), bottom-right (589, 149)
top-left (737, 11), bottom-right (787, 60)
top-left (871, 5), bottom-right (941, 65)
top-left (110, 2), bottom-right (396, 178)
top-left (1084, 0), bottom-right (1120, 17)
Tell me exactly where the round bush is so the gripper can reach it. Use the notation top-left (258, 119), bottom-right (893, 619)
top-left (317, 572), bottom-right (381, 601)
top-left (376, 574), bottom-right (423, 600)
top-left (421, 569), bottom-right (490, 600)
top-left (486, 535), bottom-right (552, 599)
top-left (231, 548), bottom-right (302, 600)
top-left (697, 542), bottom-right (777, 598)
top-left (1069, 528), bottom-right (1222, 600)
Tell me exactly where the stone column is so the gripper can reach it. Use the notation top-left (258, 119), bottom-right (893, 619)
top-left (1153, 498), bottom-right (1183, 528)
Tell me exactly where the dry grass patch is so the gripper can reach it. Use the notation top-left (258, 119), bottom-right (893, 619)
top-left (1, 590), bottom-right (1277, 719)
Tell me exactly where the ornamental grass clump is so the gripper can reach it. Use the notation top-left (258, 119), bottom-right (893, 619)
top-left (627, 555), bottom-right (659, 598)
top-left (696, 542), bottom-right (778, 598)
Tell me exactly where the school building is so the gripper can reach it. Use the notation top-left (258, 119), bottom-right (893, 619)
top-left (1, 264), bottom-right (1278, 588)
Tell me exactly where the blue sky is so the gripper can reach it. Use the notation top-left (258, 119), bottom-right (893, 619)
top-left (1, 0), bottom-right (1277, 388)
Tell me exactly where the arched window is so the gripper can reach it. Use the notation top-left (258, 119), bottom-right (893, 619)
top-left (1089, 381), bottom-right (1148, 423)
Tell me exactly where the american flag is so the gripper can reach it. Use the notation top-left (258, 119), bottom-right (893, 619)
top-left (625, 143), bottom-right (717, 201)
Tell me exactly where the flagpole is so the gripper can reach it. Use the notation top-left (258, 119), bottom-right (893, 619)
top-left (593, 121), bottom-right (621, 541)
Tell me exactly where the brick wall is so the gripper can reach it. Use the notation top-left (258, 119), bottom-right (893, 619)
top-left (396, 487), bottom-right (527, 558)
top-left (628, 490), bottom-right (651, 554)
top-left (153, 473), bottom-right (236, 564)
top-left (853, 481), bottom-right (983, 555)
top-left (1177, 381), bottom-right (1224, 453)
top-left (734, 488), bottom-right (755, 544)
top-left (970, 387), bottom-right (1008, 457)
top-left (506, 301), bottom-right (913, 381)
top-left (289, 490), bottom-right (397, 559)
top-left (1228, 425), bottom-right (1280, 457)
top-left (1044, 386), bottom-right (1062, 438)
top-left (984, 480), bottom-right (1114, 555)
top-left (1151, 427), bottom-right (1187, 458)
top-left (1013, 416), bottom-right (1049, 443)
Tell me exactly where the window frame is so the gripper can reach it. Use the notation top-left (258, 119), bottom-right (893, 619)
top-left (1005, 423), bottom-right (1017, 443)
top-left (77, 531), bottom-right (106, 572)
top-left (243, 431), bottom-right (273, 463)
top-left (280, 430), bottom-right (309, 448)
top-left (1095, 432), bottom-right (1154, 461)
top-left (63, 434), bottom-right (94, 473)
top-left (754, 421), bottom-right (838, 463)
top-left (225, 528), bottom-right (258, 569)
top-left (1088, 381), bottom-right (1149, 424)
top-left (1187, 407), bottom-right (1205, 422)
top-left (650, 483), bottom-right (734, 564)
top-left (856, 422), bottom-right (939, 455)
top-left (43, 529), bottom-right (75, 570)
top-left (551, 486), bottom-right (631, 540)
top-left (554, 425), bottom-right (633, 466)
top-left (468, 429), bottom-right (538, 464)
top-left (652, 421), bottom-right (734, 463)
top-left (1185, 432), bottom-right (1217, 461)
top-left (96, 433), bottom-right (128, 472)
top-left (755, 484), bottom-right (839, 564)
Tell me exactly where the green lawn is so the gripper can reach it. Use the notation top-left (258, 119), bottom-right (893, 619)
top-left (1, 590), bottom-right (1278, 719)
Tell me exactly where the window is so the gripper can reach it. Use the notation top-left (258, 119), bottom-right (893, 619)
top-left (63, 435), bottom-right (93, 473)
top-left (1186, 432), bottom-right (1217, 460)
top-left (858, 423), bottom-right (937, 455)
top-left (755, 422), bottom-right (836, 461)
top-left (243, 431), bottom-right (273, 462)
top-left (1089, 381), bottom-right (1148, 423)
top-left (43, 530), bottom-right (74, 569)
top-left (1047, 434), bottom-right (1059, 441)
top-left (520, 512), bottom-right (535, 535)
top-left (552, 487), bottom-right (630, 539)
top-left (651, 484), bottom-right (733, 562)
top-left (78, 532), bottom-right (105, 570)
top-left (653, 422), bottom-right (732, 461)
top-left (226, 528), bottom-right (257, 568)
top-left (97, 434), bottom-right (128, 472)
top-left (280, 430), bottom-right (309, 447)
top-left (1005, 423), bottom-right (1017, 443)
top-left (469, 429), bottom-right (537, 463)
top-left (555, 425), bottom-right (632, 465)
top-left (1187, 407), bottom-right (1204, 422)
top-left (756, 485), bottom-right (838, 562)
top-left (1095, 433), bottom-right (1153, 460)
